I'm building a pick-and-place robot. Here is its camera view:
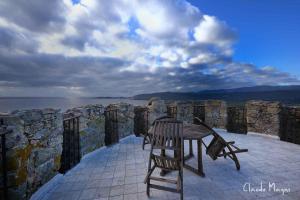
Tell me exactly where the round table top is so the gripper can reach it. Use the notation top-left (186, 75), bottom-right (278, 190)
top-left (182, 123), bottom-right (212, 140)
top-left (148, 123), bottom-right (213, 140)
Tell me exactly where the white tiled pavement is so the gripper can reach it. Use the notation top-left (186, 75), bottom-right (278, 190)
top-left (34, 130), bottom-right (300, 200)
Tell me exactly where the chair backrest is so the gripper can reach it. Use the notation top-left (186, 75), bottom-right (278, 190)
top-left (151, 118), bottom-right (183, 151)
top-left (193, 117), bottom-right (227, 160)
top-left (151, 115), bottom-right (172, 126)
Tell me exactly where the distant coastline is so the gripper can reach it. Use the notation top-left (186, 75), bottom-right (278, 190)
top-left (132, 85), bottom-right (300, 105)
top-left (0, 96), bottom-right (128, 99)
top-left (0, 97), bottom-right (146, 113)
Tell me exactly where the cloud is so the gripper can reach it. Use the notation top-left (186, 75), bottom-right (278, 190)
top-left (194, 15), bottom-right (237, 47)
top-left (0, 0), bottom-right (66, 32)
top-left (0, 27), bottom-right (38, 54)
top-left (0, 0), bottom-right (298, 97)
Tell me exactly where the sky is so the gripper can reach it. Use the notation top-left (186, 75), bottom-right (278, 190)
top-left (0, 0), bottom-right (299, 97)
top-left (190, 0), bottom-right (300, 77)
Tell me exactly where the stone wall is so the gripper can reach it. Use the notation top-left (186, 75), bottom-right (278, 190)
top-left (65, 104), bottom-right (105, 157)
top-left (113, 103), bottom-right (134, 139)
top-left (2, 99), bottom-right (300, 200)
top-left (174, 101), bottom-right (194, 123)
top-left (246, 100), bottom-right (282, 136)
top-left (106, 103), bottom-right (134, 141)
top-left (0, 109), bottom-right (63, 200)
top-left (280, 106), bottom-right (300, 144)
top-left (226, 106), bottom-right (247, 134)
top-left (204, 100), bottom-right (227, 128)
top-left (147, 97), bottom-right (167, 125)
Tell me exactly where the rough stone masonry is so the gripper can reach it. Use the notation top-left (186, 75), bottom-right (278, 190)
top-left (64, 104), bottom-right (106, 157)
top-left (204, 100), bottom-right (227, 129)
top-left (246, 100), bottom-right (282, 136)
top-left (0, 109), bottom-right (63, 200)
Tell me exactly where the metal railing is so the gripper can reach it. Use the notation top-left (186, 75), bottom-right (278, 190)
top-left (0, 120), bottom-right (12, 200)
top-left (104, 108), bottom-right (118, 145)
top-left (134, 107), bottom-right (149, 137)
top-left (193, 104), bottom-right (205, 123)
top-left (60, 115), bottom-right (81, 173)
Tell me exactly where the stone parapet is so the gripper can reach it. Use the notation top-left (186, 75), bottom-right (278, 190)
top-left (65, 104), bottom-right (105, 157)
top-left (108, 103), bottom-right (134, 139)
top-left (204, 100), bottom-right (227, 128)
top-left (246, 100), bottom-right (282, 136)
top-left (280, 106), bottom-right (300, 144)
top-left (0, 109), bottom-right (63, 200)
top-left (174, 101), bottom-right (194, 123)
top-left (147, 97), bottom-right (167, 125)
top-left (1, 99), bottom-right (300, 200)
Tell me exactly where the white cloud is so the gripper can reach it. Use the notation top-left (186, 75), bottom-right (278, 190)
top-left (194, 15), bottom-right (236, 47)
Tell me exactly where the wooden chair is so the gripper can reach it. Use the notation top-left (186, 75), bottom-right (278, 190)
top-left (142, 115), bottom-right (172, 150)
top-left (144, 118), bottom-right (184, 200)
top-left (194, 117), bottom-right (248, 170)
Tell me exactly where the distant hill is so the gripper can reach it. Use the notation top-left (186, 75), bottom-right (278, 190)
top-left (132, 85), bottom-right (300, 105)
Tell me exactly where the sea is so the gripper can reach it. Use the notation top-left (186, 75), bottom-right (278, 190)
top-left (0, 97), bottom-right (148, 113)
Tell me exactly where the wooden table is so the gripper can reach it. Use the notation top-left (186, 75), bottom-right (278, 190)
top-left (149, 123), bottom-right (212, 177)
top-left (182, 123), bottom-right (212, 177)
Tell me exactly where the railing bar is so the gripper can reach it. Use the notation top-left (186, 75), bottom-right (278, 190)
top-left (77, 117), bottom-right (80, 162)
top-left (1, 131), bottom-right (8, 199)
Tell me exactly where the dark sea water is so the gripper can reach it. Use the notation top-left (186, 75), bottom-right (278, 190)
top-left (0, 98), bottom-right (147, 113)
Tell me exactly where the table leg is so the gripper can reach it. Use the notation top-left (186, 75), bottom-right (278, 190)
top-left (182, 141), bottom-right (185, 165)
top-left (160, 149), bottom-right (166, 176)
top-left (183, 139), bottom-right (205, 177)
top-left (189, 139), bottom-right (193, 157)
top-left (197, 139), bottom-right (205, 177)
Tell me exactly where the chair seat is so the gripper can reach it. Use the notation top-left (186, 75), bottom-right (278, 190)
top-left (206, 136), bottom-right (226, 160)
top-left (151, 154), bottom-right (181, 170)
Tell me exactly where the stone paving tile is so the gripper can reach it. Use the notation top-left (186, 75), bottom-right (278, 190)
top-left (39, 131), bottom-right (300, 200)
top-left (110, 185), bottom-right (124, 197)
top-left (78, 188), bottom-right (98, 200)
top-left (96, 187), bottom-right (110, 198)
top-left (124, 183), bottom-right (138, 195)
top-left (68, 191), bottom-right (84, 200)
top-left (124, 175), bottom-right (137, 184)
top-left (109, 195), bottom-right (123, 200)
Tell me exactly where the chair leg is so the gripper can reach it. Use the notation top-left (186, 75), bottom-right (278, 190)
top-left (146, 179), bottom-right (150, 196)
top-left (143, 135), bottom-right (149, 150)
top-left (189, 139), bottom-right (193, 156)
top-left (179, 169), bottom-right (183, 200)
top-left (146, 146), bottom-right (155, 196)
top-left (225, 145), bottom-right (241, 170)
top-left (223, 149), bottom-right (227, 158)
top-left (234, 156), bottom-right (240, 170)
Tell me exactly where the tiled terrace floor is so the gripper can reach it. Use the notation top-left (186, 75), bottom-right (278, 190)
top-left (33, 130), bottom-right (300, 200)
